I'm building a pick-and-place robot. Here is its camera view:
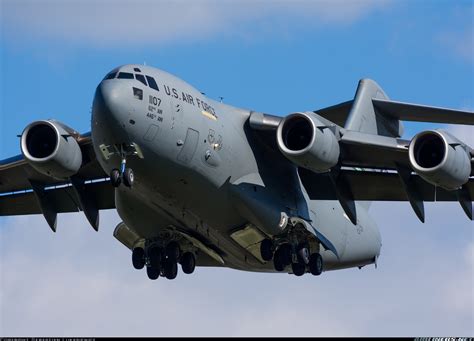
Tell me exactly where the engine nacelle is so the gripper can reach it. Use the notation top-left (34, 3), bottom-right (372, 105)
top-left (20, 120), bottom-right (83, 179)
top-left (409, 130), bottom-right (471, 190)
top-left (276, 112), bottom-right (340, 173)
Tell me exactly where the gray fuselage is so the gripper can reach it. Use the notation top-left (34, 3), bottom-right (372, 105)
top-left (91, 64), bottom-right (381, 273)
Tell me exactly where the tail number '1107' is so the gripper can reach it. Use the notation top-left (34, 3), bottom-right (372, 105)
top-left (149, 95), bottom-right (161, 106)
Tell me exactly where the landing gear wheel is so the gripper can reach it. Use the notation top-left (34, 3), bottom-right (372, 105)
top-left (309, 253), bottom-right (323, 276)
top-left (165, 241), bottom-right (181, 262)
top-left (291, 262), bottom-right (306, 277)
top-left (260, 239), bottom-right (273, 261)
top-left (278, 243), bottom-right (292, 266)
top-left (110, 169), bottom-right (121, 187)
top-left (132, 247), bottom-right (145, 269)
top-left (123, 168), bottom-right (134, 188)
top-left (296, 244), bottom-right (310, 265)
top-left (164, 259), bottom-right (178, 280)
top-left (273, 248), bottom-right (285, 272)
top-left (147, 246), bottom-right (162, 270)
top-left (180, 252), bottom-right (196, 274)
top-left (146, 266), bottom-right (159, 280)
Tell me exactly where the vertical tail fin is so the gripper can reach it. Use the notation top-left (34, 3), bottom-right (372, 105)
top-left (344, 79), bottom-right (404, 212)
top-left (345, 79), bottom-right (404, 137)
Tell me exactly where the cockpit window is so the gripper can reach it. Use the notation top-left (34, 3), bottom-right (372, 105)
top-left (134, 67), bottom-right (142, 72)
top-left (135, 74), bottom-right (147, 86)
top-left (104, 72), bottom-right (117, 80)
top-left (133, 87), bottom-right (143, 100)
top-left (146, 76), bottom-right (159, 91)
top-left (118, 72), bottom-right (134, 79)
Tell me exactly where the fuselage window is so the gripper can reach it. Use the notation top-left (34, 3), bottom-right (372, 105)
top-left (135, 74), bottom-right (147, 86)
top-left (146, 76), bottom-right (159, 91)
top-left (118, 72), bottom-right (134, 79)
top-left (104, 72), bottom-right (117, 80)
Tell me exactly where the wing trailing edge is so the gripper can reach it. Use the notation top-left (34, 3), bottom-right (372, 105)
top-left (298, 168), bottom-right (474, 222)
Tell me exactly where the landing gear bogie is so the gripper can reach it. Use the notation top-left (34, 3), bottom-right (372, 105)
top-left (131, 240), bottom-right (196, 281)
top-left (270, 236), bottom-right (324, 277)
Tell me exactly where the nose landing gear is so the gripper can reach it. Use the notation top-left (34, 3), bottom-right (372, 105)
top-left (110, 158), bottom-right (134, 188)
top-left (100, 142), bottom-right (143, 188)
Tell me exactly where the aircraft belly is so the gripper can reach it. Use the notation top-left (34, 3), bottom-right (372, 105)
top-left (311, 200), bottom-right (381, 271)
top-left (113, 172), bottom-right (274, 272)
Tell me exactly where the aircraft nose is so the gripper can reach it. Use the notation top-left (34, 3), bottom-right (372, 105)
top-left (93, 80), bottom-right (132, 126)
top-left (92, 80), bottom-right (133, 144)
top-left (94, 80), bottom-right (127, 117)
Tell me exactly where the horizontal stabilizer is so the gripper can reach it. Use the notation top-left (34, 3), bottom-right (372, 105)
top-left (373, 99), bottom-right (474, 125)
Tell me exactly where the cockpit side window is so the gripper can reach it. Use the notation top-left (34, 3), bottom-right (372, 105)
top-left (104, 71), bottom-right (117, 80)
top-left (135, 74), bottom-right (147, 86)
top-left (118, 72), bottom-right (134, 79)
top-left (146, 76), bottom-right (159, 91)
top-left (133, 87), bottom-right (143, 100)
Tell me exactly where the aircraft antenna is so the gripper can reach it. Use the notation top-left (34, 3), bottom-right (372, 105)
top-left (219, 96), bottom-right (224, 103)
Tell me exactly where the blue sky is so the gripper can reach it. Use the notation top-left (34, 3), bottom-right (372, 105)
top-left (1, 0), bottom-right (473, 336)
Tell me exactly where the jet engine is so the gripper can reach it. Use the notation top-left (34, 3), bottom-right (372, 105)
top-left (20, 120), bottom-right (83, 179)
top-left (276, 112), bottom-right (340, 173)
top-left (409, 130), bottom-right (471, 190)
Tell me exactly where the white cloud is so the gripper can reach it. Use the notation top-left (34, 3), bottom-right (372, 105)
top-left (1, 201), bottom-right (472, 336)
top-left (1, 0), bottom-right (390, 47)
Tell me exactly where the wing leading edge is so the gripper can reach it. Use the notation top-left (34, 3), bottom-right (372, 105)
top-left (0, 133), bottom-right (115, 231)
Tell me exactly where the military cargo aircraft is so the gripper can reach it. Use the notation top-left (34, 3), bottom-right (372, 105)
top-left (1, 65), bottom-right (472, 280)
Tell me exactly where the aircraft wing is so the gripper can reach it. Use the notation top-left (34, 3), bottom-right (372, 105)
top-left (248, 96), bottom-right (474, 224)
top-left (0, 133), bottom-right (115, 231)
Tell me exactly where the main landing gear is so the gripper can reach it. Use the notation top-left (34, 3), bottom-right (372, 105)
top-left (260, 238), bottom-right (324, 277)
top-left (131, 242), bottom-right (196, 281)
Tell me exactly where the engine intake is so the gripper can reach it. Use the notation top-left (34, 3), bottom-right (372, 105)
top-left (409, 130), bottom-right (471, 190)
top-left (277, 112), bottom-right (339, 173)
top-left (20, 120), bottom-right (83, 179)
